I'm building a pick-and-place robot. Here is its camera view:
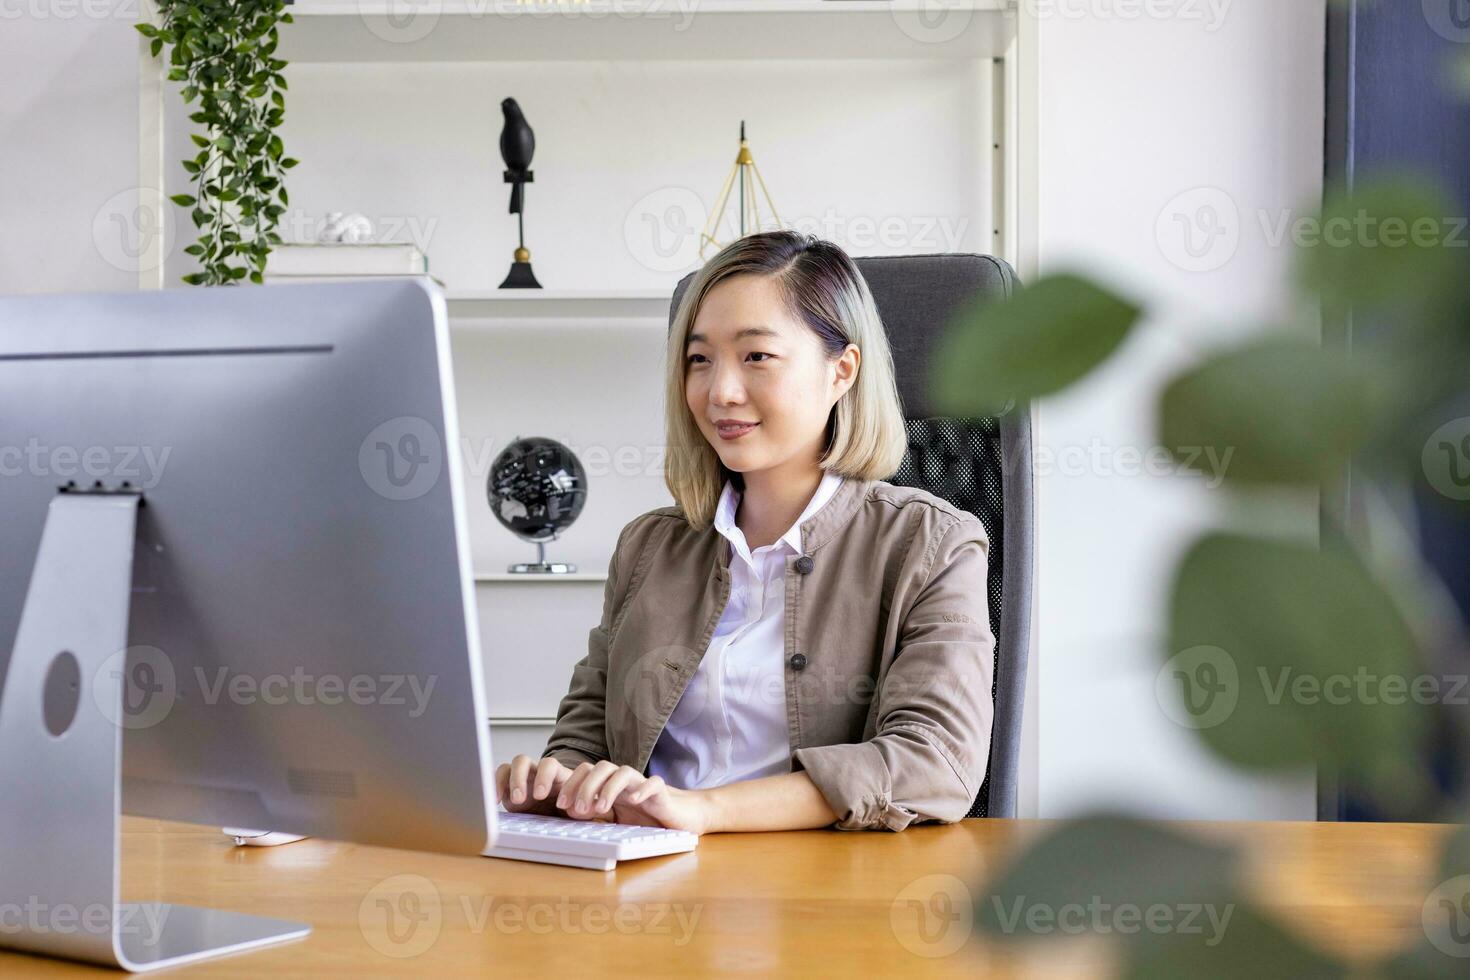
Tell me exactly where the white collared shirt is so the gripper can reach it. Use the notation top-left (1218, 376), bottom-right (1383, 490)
top-left (647, 469), bottom-right (846, 790)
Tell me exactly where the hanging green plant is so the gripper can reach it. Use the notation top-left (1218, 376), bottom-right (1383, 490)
top-left (135, 0), bottom-right (298, 286)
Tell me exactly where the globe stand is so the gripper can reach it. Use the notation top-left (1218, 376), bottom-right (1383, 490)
top-left (507, 539), bottom-right (576, 575)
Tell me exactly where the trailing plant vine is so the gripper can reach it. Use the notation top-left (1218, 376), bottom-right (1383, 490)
top-left (136, 0), bottom-right (297, 286)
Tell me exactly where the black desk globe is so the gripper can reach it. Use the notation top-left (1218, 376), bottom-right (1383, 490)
top-left (487, 436), bottom-right (587, 574)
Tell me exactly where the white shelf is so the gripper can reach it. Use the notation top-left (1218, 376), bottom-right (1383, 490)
top-left (278, 0), bottom-right (1017, 63)
top-left (447, 289), bottom-right (671, 321)
top-left (475, 572), bottom-right (609, 582)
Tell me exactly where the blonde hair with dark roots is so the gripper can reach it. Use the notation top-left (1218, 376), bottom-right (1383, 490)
top-left (664, 230), bottom-right (908, 530)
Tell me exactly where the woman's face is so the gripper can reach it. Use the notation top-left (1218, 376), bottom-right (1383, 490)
top-left (684, 274), bottom-right (858, 480)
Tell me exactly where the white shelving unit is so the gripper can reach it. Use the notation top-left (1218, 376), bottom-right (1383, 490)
top-left (278, 0), bottom-right (1017, 64)
top-left (447, 289), bottom-right (670, 322)
top-left (475, 572), bottom-right (608, 582)
top-left (134, 0), bottom-right (1040, 765)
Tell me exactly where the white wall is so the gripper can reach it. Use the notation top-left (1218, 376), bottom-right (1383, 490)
top-left (1029, 0), bottom-right (1325, 819)
top-left (0, 6), bottom-right (143, 296)
top-left (2, 2), bottom-right (1328, 819)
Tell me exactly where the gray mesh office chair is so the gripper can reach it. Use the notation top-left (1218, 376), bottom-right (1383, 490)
top-left (670, 253), bottom-right (1033, 819)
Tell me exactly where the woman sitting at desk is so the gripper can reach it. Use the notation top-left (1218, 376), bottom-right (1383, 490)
top-left (495, 230), bottom-right (995, 833)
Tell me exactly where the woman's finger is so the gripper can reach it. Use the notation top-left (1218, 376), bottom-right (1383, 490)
top-left (494, 762), bottom-right (511, 805)
top-left (556, 762), bottom-right (596, 812)
top-left (507, 754), bottom-right (535, 804)
top-left (594, 766), bottom-right (643, 813)
top-left (531, 756), bottom-right (566, 801)
top-left (569, 760), bottom-right (619, 816)
top-left (627, 774), bottom-right (665, 805)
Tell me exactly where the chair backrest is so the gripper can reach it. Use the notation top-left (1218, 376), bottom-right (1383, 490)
top-left (669, 252), bottom-right (1033, 819)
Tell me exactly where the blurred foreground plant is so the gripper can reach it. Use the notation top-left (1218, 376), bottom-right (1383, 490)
top-left (931, 168), bottom-right (1470, 975)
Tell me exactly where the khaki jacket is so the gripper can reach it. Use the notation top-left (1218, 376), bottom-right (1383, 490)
top-left (543, 476), bottom-right (995, 831)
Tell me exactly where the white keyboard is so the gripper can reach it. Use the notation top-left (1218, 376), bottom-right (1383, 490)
top-left (484, 811), bottom-right (698, 871)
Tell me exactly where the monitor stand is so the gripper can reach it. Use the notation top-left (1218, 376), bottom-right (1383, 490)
top-left (0, 492), bottom-right (310, 972)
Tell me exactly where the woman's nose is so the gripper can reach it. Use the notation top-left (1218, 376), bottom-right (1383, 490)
top-left (709, 363), bottom-right (745, 404)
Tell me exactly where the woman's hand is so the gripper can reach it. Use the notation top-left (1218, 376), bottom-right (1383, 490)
top-left (556, 761), bottom-right (712, 835)
top-left (495, 755), bottom-right (575, 816)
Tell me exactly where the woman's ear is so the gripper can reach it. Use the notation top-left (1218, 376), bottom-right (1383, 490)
top-left (833, 343), bottom-right (860, 398)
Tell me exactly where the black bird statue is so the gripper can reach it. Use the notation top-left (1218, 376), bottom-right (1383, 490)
top-left (498, 97), bottom-right (541, 288)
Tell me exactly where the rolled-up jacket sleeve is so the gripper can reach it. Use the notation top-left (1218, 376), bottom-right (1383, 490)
top-left (541, 517), bottom-right (641, 769)
top-left (792, 516), bottom-right (996, 831)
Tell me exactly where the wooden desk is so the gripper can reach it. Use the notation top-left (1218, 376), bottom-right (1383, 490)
top-left (0, 817), bottom-right (1456, 977)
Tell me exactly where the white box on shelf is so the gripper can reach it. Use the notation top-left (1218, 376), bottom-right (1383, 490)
top-left (265, 242), bottom-right (428, 277)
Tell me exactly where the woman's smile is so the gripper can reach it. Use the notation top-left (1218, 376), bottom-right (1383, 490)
top-left (716, 421), bottom-right (759, 440)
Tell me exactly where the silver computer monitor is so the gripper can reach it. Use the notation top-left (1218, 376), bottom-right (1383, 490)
top-left (0, 279), bottom-right (496, 970)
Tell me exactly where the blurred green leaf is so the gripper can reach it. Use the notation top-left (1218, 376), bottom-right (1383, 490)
top-left (1121, 902), bottom-right (1347, 980)
top-left (1437, 822), bottom-right (1470, 880)
top-left (931, 273), bottom-right (1142, 417)
top-left (1297, 176), bottom-right (1463, 325)
top-left (977, 814), bottom-right (1239, 944)
top-left (1166, 533), bottom-right (1433, 806)
top-left (1158, 339), bottom-right (1385, 486)
top-left (1379, 821), bottom-right (1470, 976)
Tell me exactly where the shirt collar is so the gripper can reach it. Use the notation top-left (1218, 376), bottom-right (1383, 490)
top-left (713, 469), bottom-right (846, 557)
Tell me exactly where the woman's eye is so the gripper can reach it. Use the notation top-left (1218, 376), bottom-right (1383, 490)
top-left (686, 352), bottom-right (772, 364)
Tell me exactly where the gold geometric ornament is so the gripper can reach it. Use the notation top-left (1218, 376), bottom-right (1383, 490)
top-left (699, 120), bottom-right (783, 260)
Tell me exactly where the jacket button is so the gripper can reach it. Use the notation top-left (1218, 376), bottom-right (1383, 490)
top-left (794, 555), bottom-right (814, 574)
top-left (789, 653), bottom-right (808, 671)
